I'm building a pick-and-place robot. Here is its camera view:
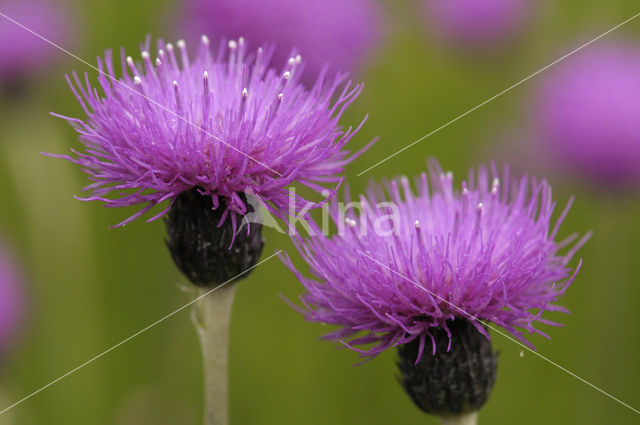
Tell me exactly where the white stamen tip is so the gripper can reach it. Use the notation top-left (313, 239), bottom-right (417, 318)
top-left (201, 35), bottom-right (210, 45)
top-left (141, 51), bottom-right (149, 60)
top-left (134, 76), bottom-right (142, 86)
top-left (277, 93), bottom-right (284, 102)
top-left (172, 80), bottom-right (179, 88)
top-left (158, 49), bottom-right (164, 57)
top-left (166, 43), bottom-right (174, 51)
top-left (519, 351), bottom-right (524, 358)
top-left (414, 220), bottom-right (420, 229)
top-left (492, 178), bottom-right (500, 187)
top-left (295, 54), bottom-right (302, 64)
top-left (462, 188), bottom-right (469, 196)
top-left (242, 88), bottom-right (248, 97)
top-left (345, 218), bottom-right (357, 228)
top-left (126, 56), bottom-right (134, 65)
top-left (203, 71), bottom-right (208, 79)
top-left (446, 171), bottom-right (453, 179)
top-left (177, 39), bottom-right (186, 49)
top-left (238, 37), bottom-right (245, 45)
top-left (288, 57), bottom-right (296, 66)
top-left (477, 202), bottom-right (483, 210)
top-left (283, 71), bottom-right (291, 80)
top-left (228, 40), bottom-right (238, 49)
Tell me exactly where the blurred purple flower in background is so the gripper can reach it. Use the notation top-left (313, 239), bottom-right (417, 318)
top-left (0, 239), bottom-right (23, 353)
top-left (177, 0), bottom-right (383, 82)
top-left (0, 0), bottom-right (71, 85)
top-left (52, 37), bottom-right (371, 231)
top-left (283, 161), bottom-right (588, 360)
top-left (422, 0), bottom-right (531, 48)
top-left (535, 41), bottom-right (640, 188)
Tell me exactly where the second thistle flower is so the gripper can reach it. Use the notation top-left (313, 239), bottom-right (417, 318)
top-left (283, 160), bottom-right (589, 417)
top-left (285, 161), bottom-right (589, 358)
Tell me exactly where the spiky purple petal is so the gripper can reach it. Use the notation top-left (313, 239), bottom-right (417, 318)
top-left (283, 161), bottom-right (588, 360)
top-left (52, 36), bottom-right (370, 228)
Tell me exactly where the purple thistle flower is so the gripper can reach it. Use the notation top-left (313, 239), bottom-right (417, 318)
top-left (51, 36), bottom-right (371, 230)
top-left (535, 41), bottom-right (640, 188)
top-left (177, 0), bottom-right (383, 83)
top-left (283, 160), bottom-right (589, 361)
top-left (421, 0), bottom-right (531, 48)
top-left (0, 239), bottom-right (23, 353)
top-left (0, 0), bottom-right (72, 83)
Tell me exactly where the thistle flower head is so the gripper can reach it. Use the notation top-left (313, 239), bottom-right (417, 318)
top-left (178, 0), bottom-right (383, 82)
top-left (283, 161), bottom-right (589, 360)
top-left (52, 36), bottom-right (369, 230)
top-left (536, 41), bottom-right (640, 187)
top-left (422, 0), bottom-right (531, 48)
top-left (0, 0), bottom-right (71, 84)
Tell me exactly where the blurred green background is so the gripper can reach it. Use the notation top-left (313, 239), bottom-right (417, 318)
top-left (0, 0), bottom-right (639, 424)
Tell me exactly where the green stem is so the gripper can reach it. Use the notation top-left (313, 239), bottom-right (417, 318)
top-left (193, 284), bottom-right (237, 425)
top-left (439, 412), bottom-right (478, 425)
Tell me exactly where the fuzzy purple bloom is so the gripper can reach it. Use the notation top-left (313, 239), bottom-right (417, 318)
top-left (0, 239), bottom-right (23, 352)
top-left (536, 41), bottom-right (640, 187)
top-left (422, 0), bottom-right (531, 47)
top-left (0, 0), bottom-right (71, 83)
top-left (52, 36), bottom-right (370, 229)
top-left (177, 0), bottom-right (383, 83)
top-left (283, 161), bottom-right (588, 360)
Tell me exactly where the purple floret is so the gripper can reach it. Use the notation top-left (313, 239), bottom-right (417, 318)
top-left (52, 36), bottom-right (370, 229)
top-left (283, 161), bottom-right (589, 360)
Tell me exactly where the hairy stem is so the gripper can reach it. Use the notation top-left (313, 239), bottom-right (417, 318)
top-left (439, 412), bottom-right (479, 425)
top-left (193, 284), bottom-right (237, 425)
